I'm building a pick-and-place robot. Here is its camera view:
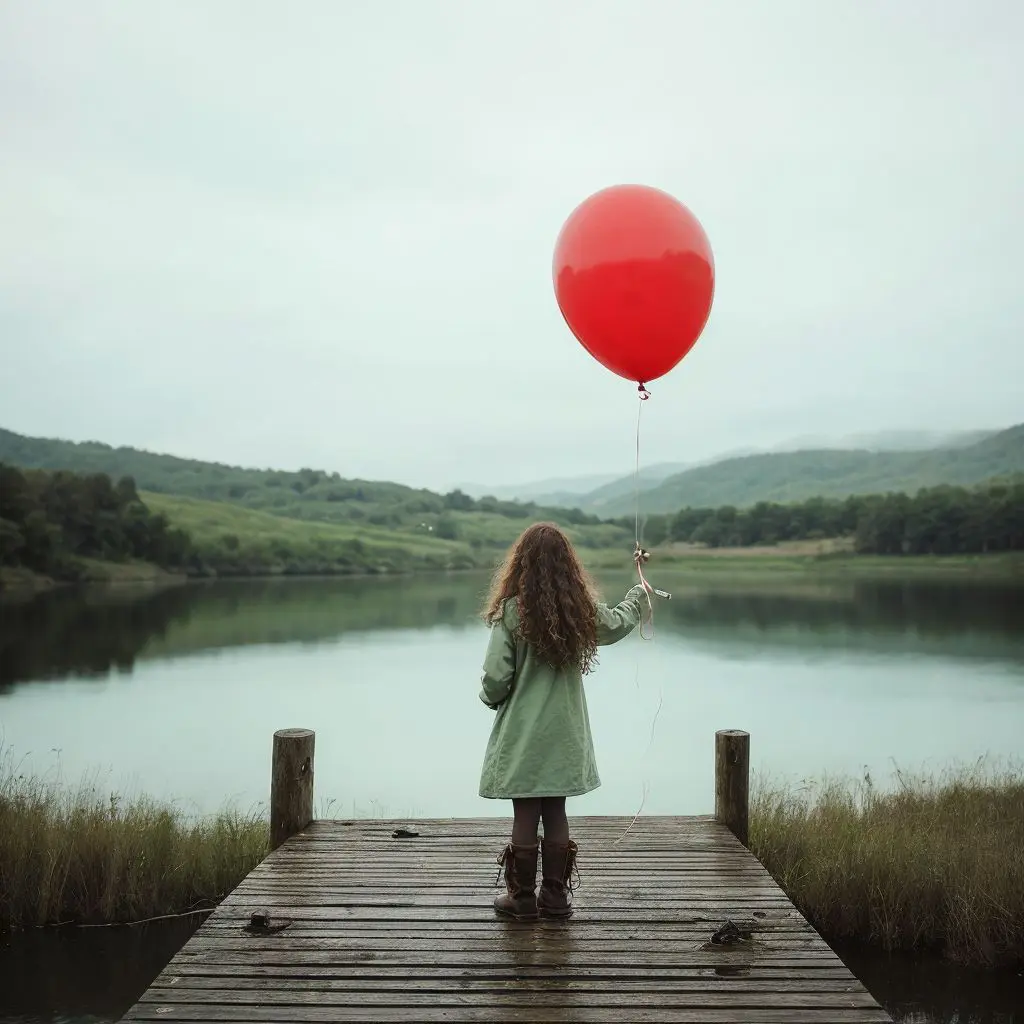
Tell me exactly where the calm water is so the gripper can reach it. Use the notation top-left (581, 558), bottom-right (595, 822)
top-left (1, 572), bottom-right (1023, 1021)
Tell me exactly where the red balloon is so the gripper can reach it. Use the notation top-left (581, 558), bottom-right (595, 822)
top-left (553, 184), bottom-right (715, 386)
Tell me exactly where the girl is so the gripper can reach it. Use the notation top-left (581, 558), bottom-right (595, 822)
top-left (477, 521), bottom-right (649, 920)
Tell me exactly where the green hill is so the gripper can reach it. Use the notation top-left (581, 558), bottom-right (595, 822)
top-left (0, 427), bottom-right (443, 515)
top-left (583, 424), bottom-right (1024, 517)
top-left (571, 430), bottom-right (995, 512)
top-left (140, 492), bottom-right (474, 575)
top-left (573, 459), bottom-right (708, 509)
top-left (4, 422), bottom-right (1021, 540)
top-left (0, 428), bottom-right (632, 572)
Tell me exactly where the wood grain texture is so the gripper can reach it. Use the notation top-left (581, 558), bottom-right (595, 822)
top-left (715, 729), bottom-right (751, 847)
top-left (269, 729), bottom-right (315, 851)
top-left (121, 816), bottom-right (892, 1024)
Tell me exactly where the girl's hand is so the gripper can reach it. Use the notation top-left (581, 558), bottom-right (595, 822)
top-left (633, 547), bottom-right (654, 593)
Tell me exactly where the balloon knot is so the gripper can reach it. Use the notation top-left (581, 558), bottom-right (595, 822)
top-left (638, 383), bottom-right (651, 401)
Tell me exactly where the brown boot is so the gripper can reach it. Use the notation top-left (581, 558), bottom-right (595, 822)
top-left (537, 838), bottom-right (579, 918)
top-left (493, 842), bottom-right (539, 920)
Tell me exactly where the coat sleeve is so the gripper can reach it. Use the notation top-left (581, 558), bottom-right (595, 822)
top-left (479, 615), bottom-right (517, 709)
top-left (595, 584), bottom-right (648, 646)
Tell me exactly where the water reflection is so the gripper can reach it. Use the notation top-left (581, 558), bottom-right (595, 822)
top-left (0, 919), bottom-right (199, 1022)
top-left (0, 923), bottom-right (1020, 1024)
top-left (0, 576), bottom-right (489, 692)
top-left (836, 942), bottom-right (1024, 1024)
top-left (0, 585), bottom-right (196, 690)
top-left (659, 579), bottom-right (1024, 665)
top-left (3, 574), bottom-right (1023, 692)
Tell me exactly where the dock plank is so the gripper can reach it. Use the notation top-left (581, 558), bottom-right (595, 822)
top-left (121, 816), bottom-right (892, 1023)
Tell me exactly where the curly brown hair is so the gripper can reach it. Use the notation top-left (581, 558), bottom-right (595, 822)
top-left (482, 522), bottom-right (600, 674)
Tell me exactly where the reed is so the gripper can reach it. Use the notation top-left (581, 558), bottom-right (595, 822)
top-left (0, 750), bottom-right (268, 929)
top-left (750, 759), bottom-right (1024, 967)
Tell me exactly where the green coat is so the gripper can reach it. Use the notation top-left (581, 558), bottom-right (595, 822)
top-left (477, 584), bottom-right (648, 800)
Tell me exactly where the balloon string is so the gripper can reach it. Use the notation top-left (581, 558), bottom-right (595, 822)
top-left (614, 684), bottom-right (664, 842)
top-left (634, 386), bottom-right (654, 640)
top-left (636, 561), bottom-right (655, 640)
top-left (634, 389), bottom-right (643, 549)
top-left (615, 380), bottom-right (665, 845)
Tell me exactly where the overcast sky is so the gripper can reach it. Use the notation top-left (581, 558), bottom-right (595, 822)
top-left (1, 1), bottom-right (1021, 490)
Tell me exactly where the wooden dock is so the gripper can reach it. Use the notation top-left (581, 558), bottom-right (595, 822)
top-left (121, 731), bottom-right (893, 1023)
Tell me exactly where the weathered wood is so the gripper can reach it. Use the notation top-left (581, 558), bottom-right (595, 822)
top-left (715, 727), bottom-right (750, 847)
top-left (147, 976), bottom-right (869, 993)
top-left (282, 814), bottom-right (719, 829)
top-left (124, 1011), bottom-right (890, 1023)
top-left (186, 930), bottom-right (825, 947)
top-left (124, 1006), bottom-right (891, 1023)
top-left (137, 988), bottom-right (882, 1007)
top-left (118, 730), bottom-right (891, 1024)
top-left (252, 865), bottom-right (769, 876)
top-left (157, 946), bottom-right (847, 962)
top-left (154, 965), bottom-right (859, 981)
top-left (269, 728), bottom-right (315, 850)
top-left (195, 930), bottom-right (821, 945)
top-left (204, 914), bottom-right (797, 930)
top-left (122, 816), bottom-right (891, 1023)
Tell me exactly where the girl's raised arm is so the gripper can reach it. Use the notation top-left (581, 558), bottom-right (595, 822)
top-left (595, 584), bottom-right (648, 646)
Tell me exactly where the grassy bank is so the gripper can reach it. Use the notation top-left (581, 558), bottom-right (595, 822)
top-left (589, 545), bottom-right (1024, 579)
top-left (0, 560), bottom-right (187, 592)
top-left (140, 493), bottom-right (1024, 581)
top-left (0, 755), bottom-right (268, 930)
top-left (143, 491), bottom-right (477, 575)
top-left (141, 491), bottom-right (629, 576)
top-left (4, 543), bottom-right (1022, 594)
top-left (751, 762), bottom-right (1024, 968)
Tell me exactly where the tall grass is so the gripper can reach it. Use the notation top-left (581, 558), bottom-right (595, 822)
top-left (6, 745), bottom-right (1023, 968)
top-left (750, 760), bottom-right (1024, 968)
top-left (0, 751), bottom-right (268, 930)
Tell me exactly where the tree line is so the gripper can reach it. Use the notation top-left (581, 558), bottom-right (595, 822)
top-left (0, 428), bottom-right (606, 536)
top-left (616, 479), bottom-right (1024, 555)
top-left (3, 461), bottom-right (1022, 585)
top-left (0, 462), bottom-right (195, 580)
top-left (0, 463), bottom-right (473, 581)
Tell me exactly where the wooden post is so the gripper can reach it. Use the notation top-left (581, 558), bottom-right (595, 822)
top-left (270, 728), bottom-right (315, 850)
top-left (714, 729), bottom-right (749, 847)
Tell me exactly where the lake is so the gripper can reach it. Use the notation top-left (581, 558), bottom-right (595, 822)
top-left (1, 571), bottom-right (1023, 1022)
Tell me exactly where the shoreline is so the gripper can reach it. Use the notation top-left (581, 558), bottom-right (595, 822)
top-left (3, 548), bottom-right (1022, 594)
top-left (0, 563), bottom-right (191, 595)
top-left (1, 763), bottom-right (1020, 969)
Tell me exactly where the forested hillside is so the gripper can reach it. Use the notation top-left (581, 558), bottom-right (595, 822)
top-left (0, 462), bottom-right (563, 582)
top-left (613, 479), bottom-right (1024, 555)
top-left (3, 462), bottom-right (1021, 587)
top-left (584, 424), bottom-right (1024, 516)
top-left (0, 462), bottom-right (193, 581)
top-left (3, 426), bottom-right (1022, 588)
top-left (9, 425), bottom-right (1020, 527)
top-left (0, 428), bottom-right (610, 538)
top-left (0, 426), bottom-right (633, 583)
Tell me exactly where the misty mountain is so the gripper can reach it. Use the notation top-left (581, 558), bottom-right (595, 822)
top-left (453, 472), bottom-right (620, 504)
top-left (581, 424), bottom-right (1024, 517)
top-left (489, 430), bottom-right (1000, 513)
top-left (772, 428), bottom-right (996, 453)
top-left (456, 462), bottom-right (691, 505)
